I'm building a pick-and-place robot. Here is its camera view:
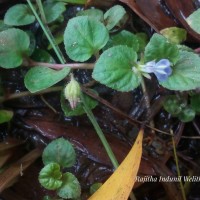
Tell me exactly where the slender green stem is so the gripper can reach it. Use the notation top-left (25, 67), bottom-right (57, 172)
top-left (36, 0), bottom-right (47, 23)
top-left (171, 130), bottom-right (187, 200)
top-left (27, 60), bottom-right (94, 70)
top-left (81, 93), bottom-right (137, 200)
top-left (40, 95), bottom-right (57, 113)
top-left (27, 0), bottom-right (66, 64)
top-left (0, 86), bottom-right (62, 103)
top-left (81, 93), bottom-right (119, 168)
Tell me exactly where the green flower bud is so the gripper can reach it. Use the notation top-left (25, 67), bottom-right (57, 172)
top-left (64, 74), bottom-right (81, 109)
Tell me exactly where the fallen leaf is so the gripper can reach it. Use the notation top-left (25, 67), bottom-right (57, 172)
top-left (88, 129), bottom-right (143, 200)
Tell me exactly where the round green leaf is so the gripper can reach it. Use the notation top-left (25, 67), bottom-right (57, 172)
top-left (92, 45), bottom-right (140, 91)
top-left (191, 94), bottom-right (200, 113)
top-left (42, 138), bottom-right (76, 168)
top-left (104, 5), bottom-right (126, 30)
top-left (61, 90), bottom-right (98, 117)
top-left (160, 27), bottom-right (187, 44)
top-left (0, 110), bottom-right (13, 124)
top-left (163, 95), bottom-right (182, 116)
top-left (161, 51), bottom-right (200, 91)
top-left (76, 9), bottom-right (104, 22)
top-left (43, 1), bottom-right (66, 24)
top-left (4, 4), bottom-right (35, 26)
top-left (186, 8), bottom-right (200, 34)
top-left (64, 16), bottom-right (109, 62)
top-left (144, 33), bottom-right (179, 64)
top-left (24, 67), bottom-right (70, 93)
top-left (105, 30), bottom-right (139, 52)
top-left (39, 163), bottom-right (62, 190)
top-left (0, 28), bottom-right (30, 68)
top-left (57, 172), bottom-right (81, 199)
top-left (178, 107), bottom-right (195, 122)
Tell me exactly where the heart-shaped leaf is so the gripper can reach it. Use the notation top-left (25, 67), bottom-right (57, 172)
top-left (24, 66), bottom-right (70, 93)
top-left (160, 27), bottom-right (187, 44)
top-left (76, 9), bottom-right (104, 22)
top-left (0, 28), bottom-right (30, 68)
top-left (64, 16), bottom-right (109, 61)
top-left (39, 163), bottom-right (62, 190)
top-left (92, 45), bottom-right (140, 91)
top-left (104, 5), bottom-right (126, 30)
top-left (89, 129), bottom-right (143, 200)
top-left (42, 138), bottom-right (76, 168)
top-left (105, 30), bottom-right (139, 52)
top-left (161, 51), bottom-right (200, 91)
top-left (186, 8), bottom-right (200, 34)
top-left (57, 172), bottom-right (81, 199)
top-left (43, 1), bottom-right (66, 24)
top-left (4, 4), bottom-right (35, 26)
top-left (144, 33), bottom-right (179, 64)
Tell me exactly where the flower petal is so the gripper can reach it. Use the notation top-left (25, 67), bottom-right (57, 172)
top-left (154, 71), bottom-right (169, 82)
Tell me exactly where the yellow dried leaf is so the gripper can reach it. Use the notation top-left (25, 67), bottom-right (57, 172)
top-left (88, 129), bottom-right (143, 200)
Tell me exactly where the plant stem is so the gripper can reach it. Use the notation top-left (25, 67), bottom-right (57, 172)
top-left (36, 0), bottom-right (47, 23)
top-left (27, 0), bottom-right (66, 64)
top-left (171, 130), bottom-right (187, 200)
top-left (81, 93), bottom-right (137, 200)
top-left (0, 86), bottom-right (62, 103)
top-left (27, 60), bottom-right (94, 70)
top-left (140, 76), bottom-right (155, 132)
top-left (81, 93), bottom-right (119, 168)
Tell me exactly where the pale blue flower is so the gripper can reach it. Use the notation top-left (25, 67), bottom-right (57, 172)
top-left (140, 59), bottom-right (172, 82)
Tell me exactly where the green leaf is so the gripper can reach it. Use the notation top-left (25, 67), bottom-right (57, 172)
top-left (76, 9), bottom-right (104, 22)
top-left (106, 30), bottom-right (139, 52)
top-left (160, 27), bottom-right (187, 44)
top-left (43, 1), bottom-right (66, 24)
top-left (0, 28), bottom-right (30, 68)
top-left (104, 5), bottom-right (126, 30)
top-left (4, 4), bottom-right (35, 26)
top-left (90, 183), bottom-right (102, 195)
top-left (64, 16), bottom-right (109, 61)
top-left (31, 49), bottom-right (55, 63)
top-left (144, 33), bottom-right (179, 64)
top-left (42, 138), bottom-right (76, 168)
top-left (57, 172), bottom-right (81, 199)
top-left (24, 67), bottom-right (70, 93)
top-left (191, 94), bottom-right (200, 113)
top-left (186, 8), bottom-right (200, 34)
top-left (39, 163), bottom-right (62, 190)
top-left (161, 51), bottom-right (200, 91)
top-left (0, 110), bottom-right (13, 124)
top-left (0, 20), bottom-right (11, 32)
top-left (163, 95), bottom-right (182, 116)
top-left (135, 32), bottom-right (148, 52)
top-left (61, 90), bottom-right (98, 116)
top-left (92, 45), bottom-right (140, 91)
top-left (178, 107), bottom-right (195, 122)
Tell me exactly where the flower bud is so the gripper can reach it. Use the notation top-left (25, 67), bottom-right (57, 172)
top-left (64, 74), bottom-right (81, 109)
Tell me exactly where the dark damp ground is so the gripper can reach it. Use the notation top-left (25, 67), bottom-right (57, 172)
top-left (1, 1), bottom-right (200, 200)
